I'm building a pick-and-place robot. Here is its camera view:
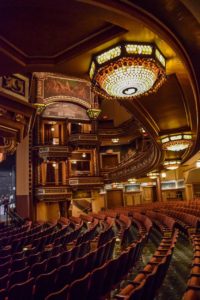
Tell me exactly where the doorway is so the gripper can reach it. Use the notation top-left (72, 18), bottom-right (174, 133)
top-left (106, 189), bottom-right (124, 208)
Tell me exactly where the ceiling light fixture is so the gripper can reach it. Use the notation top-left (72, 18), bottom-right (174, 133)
top-left (128, 178), bottom-right (136, 183)
top-left (112, 138), bottom-right (119, 144)
top-left (147, 171), bottom-right (159, 179)
top-left (161, 172), bottom-right (167, 178)
top-left (160, 133), bottom-right (193, 151)
top-left (163, 159), bottom-right (181, 170)
top-left (196, 160), bottom-right (200, 168)
top-left (89, 42), bottom-right (166, 100)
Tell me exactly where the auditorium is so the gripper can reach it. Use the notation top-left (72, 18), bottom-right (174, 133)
top-left (0, 1), bottom-right (200, 299)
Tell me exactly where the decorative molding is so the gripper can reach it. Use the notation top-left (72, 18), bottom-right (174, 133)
top-left (0, 74), bottom-right (29, 102)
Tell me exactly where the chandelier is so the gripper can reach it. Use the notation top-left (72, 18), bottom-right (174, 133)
top-left (160, 133), bottom-right (193, 151)
top-left (112, 138), bottom-right (119, 144)
top-left (163, 159), bottom-right (181, 170)
top-left (147, 171), bottom-right (160, 179)
top-left (89, 42), bottom-right (166, 100)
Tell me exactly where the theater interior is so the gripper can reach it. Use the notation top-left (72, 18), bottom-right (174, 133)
top-left (0, 1), bottom-right (200, 299)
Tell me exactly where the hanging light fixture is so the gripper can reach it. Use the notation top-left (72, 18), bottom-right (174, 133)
top-left (147, 171), bottom-right (160, 179)
top-left (128, 178), bottom-right (136, 183)
top-left (161, 172), bottom-right (167, 178)
top-left (87, 108), bottom-right (101, 119)
top-left (196, 160), bottom-right (200, 168)
top-left (160, 133), bottom-right (193, 151)
top-left (112, 138), bottom-right (119, 144)
top-left (163, 159), bottom-right (181, 170)
top-left (89, 42), bottom-right (166, 100)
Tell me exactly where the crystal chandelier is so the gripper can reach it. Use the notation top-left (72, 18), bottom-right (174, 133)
top-left (89, 42), bottom-right (166, 100)
top-left (160, 133), bottom-right (193, 151)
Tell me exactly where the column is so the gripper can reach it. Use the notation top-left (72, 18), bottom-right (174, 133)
top-left (156, 175), bottom-right (163, 202)
top-left (16, 135), bottom-right (30, 218)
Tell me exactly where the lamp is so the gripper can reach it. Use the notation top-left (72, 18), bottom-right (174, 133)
top-left (161, 172), bottom-right (166, 178)
top-left (147, 171), bottom-right (159, 179)
top-left (112, 138), bottom-right (119, 144)
top-left (163, 159), bottom-right (181, 170)
top-left (160, 133), bottom-right (192, 151)
top-left (87, 108), bottom-right (101, 119)
top-left (128, 178), bottom-right (136, 183)
top-left (89, 42), bottom-right (166, 100)
top-left (196, 160), bottom-right (200, 168)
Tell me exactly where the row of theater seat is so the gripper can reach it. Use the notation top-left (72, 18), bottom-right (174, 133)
top-left (159, 209), bottom-right (200, 234)
top-left (44, 233), bottom-right (147, 300)
top-left (144, 210), bottom-right (175, 236)
top-left (115, 229), bottom-right (179, 299)
top-left (0, 236), bottom-right (116, 300)
top-left (0, 215), bottom-right (121, 299)
top-left (183, 232), bottom-right (200, 300)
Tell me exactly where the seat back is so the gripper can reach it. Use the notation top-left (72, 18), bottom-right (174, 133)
top-left (45, 284), bottom-right (69, 300)
top-left (69, 273), bottom-right (90, 300)
top-left (8, 277), bottom-right (34, 300)
top-left (34, 269), bottom-right (57, 300)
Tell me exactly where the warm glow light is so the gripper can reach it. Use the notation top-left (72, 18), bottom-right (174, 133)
top-left (161, 133), bottom-right (192, 151)
top-left (52, 162), bottom-right (57, 168)
top-left (82, 153), bottom-right (86, 158)
top-left (163, 160), bottom-right (181, 170)
top-left (112, 138), bottom-right (119, 143)
top-left (147, 171), bottom-right (159, 179)
top-left (90, 42), bottom-right (166, 100)
top-left (161, 172), bottom-right (166, 178)
top-left (51, 127), bottom-right (55, 132)
top-left (0, 152), bottom-right (5, 163)
top-left (96, 46), bottom-right (121, 64)
top-left (196, 160), bottom-right (200, 168)
top-left (128, 178), bottom-right (136, 183)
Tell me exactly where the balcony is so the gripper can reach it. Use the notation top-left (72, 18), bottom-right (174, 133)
top-left (69, 133), bottom-right (99, 146)
top-left (69, 176), bottom-right (103, 187)
top-left (35, 186), bottom-right (72, 202)
top-left (104, 141), bottom-right (162, 181)
top-left (36, 146), bottom-right (72, 160)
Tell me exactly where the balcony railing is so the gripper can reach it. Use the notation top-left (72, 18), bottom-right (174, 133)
top-left (35, 186), bottom-right (72, 201)
top-left (69, 133), bottom-right (99, 145)
top-left (69, 176), bottom-right (103, 187)
top-left (105, 141), bottom-right (162, 181)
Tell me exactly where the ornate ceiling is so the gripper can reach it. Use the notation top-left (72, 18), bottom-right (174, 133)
top-left (0, 0), bottom-right (199, 174)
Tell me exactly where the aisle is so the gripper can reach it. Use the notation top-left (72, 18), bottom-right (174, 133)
top-left (156, 234), bottom-right (193, 300)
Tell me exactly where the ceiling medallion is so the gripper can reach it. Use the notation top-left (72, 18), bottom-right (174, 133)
top-left (160, 133), bottom-right (193, 151)
top-left (163, 159), bottom-right (181, 170)
top-left (89, 42), bottom-right (166, 100)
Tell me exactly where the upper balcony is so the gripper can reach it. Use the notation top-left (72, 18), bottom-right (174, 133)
top-left (69, 133), bottom-right (99, 146)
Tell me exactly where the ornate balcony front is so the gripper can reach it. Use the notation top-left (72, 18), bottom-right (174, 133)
top-left (36, 146), bottom-right (72, 160)
top-left (35, 186), bottom-right (72, 202)
top-left (106, 141), bottom-right (162, 181)
top-left (69, 176), bottom-right (103, 187)
top-left (69, 133), bottom-right (99, 146)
